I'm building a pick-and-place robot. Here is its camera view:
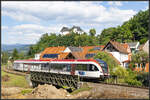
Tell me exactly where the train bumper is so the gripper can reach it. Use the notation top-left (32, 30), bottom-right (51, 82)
top-left (100, 75), bottom-right (110, 80)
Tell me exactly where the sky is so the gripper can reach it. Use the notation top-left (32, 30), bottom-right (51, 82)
top-left (2, 1), bottom-right (149, 45)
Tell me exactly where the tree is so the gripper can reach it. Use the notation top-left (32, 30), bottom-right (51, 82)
top-left (18, 52), bottom-right (25, 59)
top-left (94, 51), bottom-right (119, 75)
top-left (1, 52), bottom-right (9, 65)
top-left (98, 27), bottom-right (117, 45)
top-left (98, 9), bottom-right (149, 45)
top-left (89, 28), bottom-right (96, 36)
top-left (131, 50), bottom-right (149, 71)
top-left (12, 48), bottom-right (19, 61)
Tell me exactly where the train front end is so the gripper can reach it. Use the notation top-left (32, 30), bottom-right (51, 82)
top-left (95, 59), bottom-right (110, 80)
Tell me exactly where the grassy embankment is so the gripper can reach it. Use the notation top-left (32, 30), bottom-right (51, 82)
top-left (71, 83), bottom-right (92, 95)
top-left (1, 70), bottom-right (30, 88)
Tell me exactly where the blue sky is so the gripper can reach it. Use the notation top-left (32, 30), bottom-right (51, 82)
top-left (2, 1), bottom-right (149, 44)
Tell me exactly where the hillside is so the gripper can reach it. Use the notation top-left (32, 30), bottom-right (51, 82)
top-left (2, 44), bottom-right (31, 53)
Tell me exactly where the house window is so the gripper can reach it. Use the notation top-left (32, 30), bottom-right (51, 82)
top-left (85, 53), bottom-right (96, 58)
top-left (93, 47), bottom-right (100, 50)
top-left (125, 63), bottom-right (129, 68)
top-left (43, 54), bottom-right (58, 58)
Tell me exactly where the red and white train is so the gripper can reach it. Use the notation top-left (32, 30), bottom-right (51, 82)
top-left (13, 59), bottom-right (110, 80)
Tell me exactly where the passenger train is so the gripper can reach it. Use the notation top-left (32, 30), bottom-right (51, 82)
top-left (13, 59), bottom-right (110, 80)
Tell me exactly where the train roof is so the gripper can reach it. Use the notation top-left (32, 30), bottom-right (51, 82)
top-left (95, 59), bottom-right (106, 63)
top-left (14, 59), bottom-right (98, 62)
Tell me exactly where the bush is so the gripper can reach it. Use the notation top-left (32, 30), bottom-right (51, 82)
top-left (126, 68), bottom-right (137, 79)
top-left (136, 72), bottom-right (149, 87)
top-left (94, 52), bottom-right (118, 74)
top-left (125, 78), bottom-right (142, 86)
top-left (111, 66), bottom-right (129, 78)
top-left (21, 89), bottom-right (33, 95)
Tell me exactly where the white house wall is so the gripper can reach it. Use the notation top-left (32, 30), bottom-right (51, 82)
top-left (63, 47), bottom-right (71, 53)
top-left (110, 52), bottom-right (128, 67)
top-left (62, 31), bottom-right (69, 35)
top-left (110, 52), bottom-right (121, 62)
top-left (35, 54), bottom-right (41, 60)
top-left (143, 40), bottom-right (149, 54)
top-left (120, 53), bottom-right (128, 67)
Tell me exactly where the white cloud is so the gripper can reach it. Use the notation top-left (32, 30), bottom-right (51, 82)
top-left (2, 1), bottom-right (134, 24)
top-left (108, 1), bottom-right (113, 5)
top-left (2, 1), bottom-right (137, 44)
top-left (108, 1), bottom-right (123, 6)
top-left (2, 24), bottom-right (68, 44)
top-left (94, 7), bottom-right (136, 24)
top-left (2, 26), bottom-right (8, 30)
top-left (142, 6), bottom-right (149, 11)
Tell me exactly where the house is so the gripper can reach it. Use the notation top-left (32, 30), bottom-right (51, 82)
top-left (127, 42), bottom-right (140, 54)
top-left (39, 45), bottom-right (105, 60)
top-left (39, 44), bottom-right (123, 66)
top-left (70, 26), bottom-right (84, 34)
top-left (133, 40), bottom-right (149, 72)
top-left (80, 46), bottom-right (121, 65)
top-left (133, 63), bottom-right (149, 72)
top-left (81, 46), bottom-right (104, 59)
top-left (102, 41), bottom-right (131, 68)
top-left (34, 52), bottom-right (42, 60)
top-left (64, 46), bottom-right (83, 53)
top-left (60, 27), bottom-right (70, 35)
top-left (60, 26), bottom-right (84, 35)
top-left (64, 46), bottom-right (105, 60)
top-left (141, 40), bottom-right (149, 54)
top-left (40, 46), bottom-right (66, 59)
top-left (63, 46), bottom-right (84, 59)
top-left (40, 46), bottom-right (84, 60)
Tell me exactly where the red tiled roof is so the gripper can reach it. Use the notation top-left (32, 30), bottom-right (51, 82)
top-left (58, 52), bottom-right (70, 59)
top-left (103, 41), bottom-right (129, 54)
top-left (122, 60), bottom-right (130, 63)
top-left (121, 43), bottom-right (131, 53)
top-left (40, 45), bottom-right (105, 60)
top-left (40, 46), bottom-right (66, 59)
top-left (72, 52), bottom-right (86, 59)
top-left (138, 44), bottom-right (144, 50)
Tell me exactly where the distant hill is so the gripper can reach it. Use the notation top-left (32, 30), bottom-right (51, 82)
top-left (2, 44), bottom-right (32, 53)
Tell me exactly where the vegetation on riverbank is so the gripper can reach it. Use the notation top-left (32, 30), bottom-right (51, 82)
top-left (1, 70), bottom-right (30, 88)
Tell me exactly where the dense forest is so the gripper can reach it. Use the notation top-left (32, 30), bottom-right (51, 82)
top-left (98, 9), bottom-right (149, 45)
top-left (26, 9), bottom-right (149, 58)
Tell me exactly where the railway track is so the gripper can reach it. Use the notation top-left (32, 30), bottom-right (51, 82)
top-left (2, 68), bottom-right (149, 90)
top-left (95, 82), bottom-right (148, 90)
top-left (83, 80), bottom-right (149, 90)
top-left (2, 67), bottom-right (29, 76)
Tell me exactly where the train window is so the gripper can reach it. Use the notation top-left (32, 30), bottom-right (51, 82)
top-left (49, 64), bottom-right (72, 72)
top-left (41, 63), bottom-right (50, 70)
top-left (94, 66), bottom-right (99, 71)
top-left (100, 63), bottom-right (105, 67)
top-left (66, 64), bottom-right (71, 72)
top-left (50, 64), bottom-right (65, 71)
top-left (89, 64), bottom-right (94, 71)
top-left (76, 64), bottom-right (87, 71)
top-left (89, 64), bottom-right (99, 71)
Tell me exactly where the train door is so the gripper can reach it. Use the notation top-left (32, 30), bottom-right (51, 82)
top-left (27, 64), bottom-right (31, 73)
top-left (71, 64), bottom-right (75, 75)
